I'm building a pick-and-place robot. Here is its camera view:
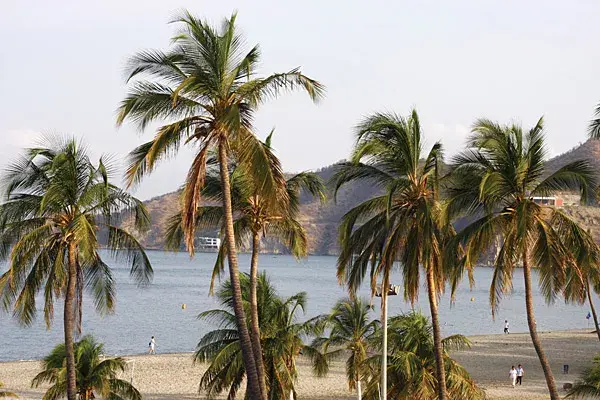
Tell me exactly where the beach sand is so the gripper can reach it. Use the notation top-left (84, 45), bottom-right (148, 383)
top-left (1, 329), bottom-right (597, 399)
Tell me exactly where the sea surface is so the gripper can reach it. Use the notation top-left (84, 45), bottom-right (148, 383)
top-left (0, 250), bottom-right (596, 361)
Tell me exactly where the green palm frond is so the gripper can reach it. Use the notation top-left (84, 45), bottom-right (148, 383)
top-left (588, 102), bottom-right (600, 140)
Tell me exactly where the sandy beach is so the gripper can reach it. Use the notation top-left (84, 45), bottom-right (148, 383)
top-left (1, 329), bottom-right (597, 399)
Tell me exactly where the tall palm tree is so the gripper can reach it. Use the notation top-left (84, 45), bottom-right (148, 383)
top-left (32, 335), bottom-right (141, 400)
top-left (194, 272), bottom-right (327, 399)
top-left (165, 134), bottom-right (325, 392)
top-left (333, 110), bottom-right (458, 400)
top-left (446, 117), bottom-right (597, 400)
top-left (0, 382), bottom-right (18, 398)
top-left (311, 297), bottom-right (379, 400)
top-left (0, 137), bottom-right (152, 400)
top-left (566, 355), bottom-right (600, 399)
top-left (116, 12), bottom-right (323, 399)
top-left (362, 312), bottom-right (484, 400)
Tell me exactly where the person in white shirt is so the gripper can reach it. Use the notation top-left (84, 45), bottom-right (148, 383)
top-left (516, 364), bottom-right (524, 385)
top-left (504, 320), bottom-right (510, 334)
top-left (148, 336), bottom-right (156, 354)
top-left (509, 366), bottom-right (517, 387)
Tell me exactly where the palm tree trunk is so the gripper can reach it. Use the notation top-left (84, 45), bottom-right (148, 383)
top-left (523, 249), bottom-right (560, 399)
top-left (357, 374), bottom-right (362, 400)
top-left (64, 242), bottom-right (78, 400)
top-left (217, 141), bottom-right (262, 400)
top-left (426, 266), bottom-right (448, 400)
top-left (586, 279), bottom-right (600, 342)
top-left (380, 273), bottom-right (388, 400)
top-left (250, 231), bottom-right (268, 400)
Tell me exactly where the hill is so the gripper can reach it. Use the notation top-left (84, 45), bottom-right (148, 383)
top-left (127, 140), bottom-right (600, 255)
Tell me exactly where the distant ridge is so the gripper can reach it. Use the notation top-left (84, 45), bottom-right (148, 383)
top-left (123, 140), bottom-right (600, 255)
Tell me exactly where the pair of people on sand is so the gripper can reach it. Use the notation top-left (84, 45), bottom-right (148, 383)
top-left (509, 364), bottom-right (524, 387)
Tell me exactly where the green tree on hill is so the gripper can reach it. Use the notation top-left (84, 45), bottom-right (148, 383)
top-left (32, 335), bottom-right (141, 400)
top-left (446, 117), bottom-right (597, 400)
top-left (116, 12), bottom-right (323, 399)
top-left (0, 137), bottom-right (152, 400)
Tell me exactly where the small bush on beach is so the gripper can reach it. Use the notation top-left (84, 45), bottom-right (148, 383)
top-left (362, 312), bottom-right (485, 400)
top-left (31, 335), bottom-right (141, 400)
top-left (566, 355), bottom-right (600, 398)
top-left (195, 272), bottom-right (327, 399)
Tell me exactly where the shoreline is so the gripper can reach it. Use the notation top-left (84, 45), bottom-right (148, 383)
top-left (2, 329), bottom-right (598, 399)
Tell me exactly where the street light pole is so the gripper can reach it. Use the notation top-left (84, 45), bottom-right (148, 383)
top-left (376, 281), bottom-right (399, 400)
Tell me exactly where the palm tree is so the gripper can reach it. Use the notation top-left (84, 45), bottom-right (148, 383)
top-left (311, 297), bottom-right (378, 400)
top-left (31, 335), bottom-right (141, 400)
top-left (165, 132), bottom-right (325, 397)
top-left (566, 355), bottom-right (600, 398)
top-left (362, 312), bottom-right (484, 400)
top-left (116, 12), bottom-right (323, 399)
top-left (564, 231), bottom-right (600, 342)
top-left (0, 137), bottom-right (152, 400)
top-left (194, 272), bottom-right (327, 399)
top-left (0, 382), bottom-right (18, 398)
top-left (333, 110), bottom-right (458, 400)
top-left (446, 117), bottom-right (597, 400)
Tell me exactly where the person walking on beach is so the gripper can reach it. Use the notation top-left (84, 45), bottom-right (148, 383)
top-left (516, 364), bottom-right (524, 385)
top-left (509, 366), bottom-right (517, 388)
top-left (148, 336), bottom-right (156, 354)
top-left (504, 320), bottom-right (510, 334)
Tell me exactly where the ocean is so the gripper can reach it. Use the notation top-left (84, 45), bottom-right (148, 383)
top-left (0, 250), bottom-right (595, 361)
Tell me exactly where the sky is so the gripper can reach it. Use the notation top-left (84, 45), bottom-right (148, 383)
top-left (1, 1), bottom-right (599, 200)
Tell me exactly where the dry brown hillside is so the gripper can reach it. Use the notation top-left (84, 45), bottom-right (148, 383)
top-left (124, 140), bottom-right (600, 254)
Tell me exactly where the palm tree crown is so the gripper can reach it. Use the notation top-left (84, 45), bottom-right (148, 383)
top-left (116, 11), bottom-right (324, 252)
top-left (31, 335), bottom-right (141, 400)
top-left (165, 138), bottom-right (325, 291)
top-left (446, 117), bottom-right (596, 310)
top-left (0, 137), bottom-right (152, 328)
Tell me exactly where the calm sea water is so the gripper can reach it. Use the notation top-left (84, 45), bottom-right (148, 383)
top-left (0, 250), bottom-right (595, 361)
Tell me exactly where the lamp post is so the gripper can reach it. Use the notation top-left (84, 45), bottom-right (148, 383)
top-left (375, 283), bottom-right (399, 400)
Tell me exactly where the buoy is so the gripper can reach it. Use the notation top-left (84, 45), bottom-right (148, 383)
top-left (470, 297), bottom-right (475, 302)
top-left (182, 304), bottom-right (187, 310)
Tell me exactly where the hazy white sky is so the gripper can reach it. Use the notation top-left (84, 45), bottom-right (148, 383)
top-left (1, 1), bottom-right (599, 199)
